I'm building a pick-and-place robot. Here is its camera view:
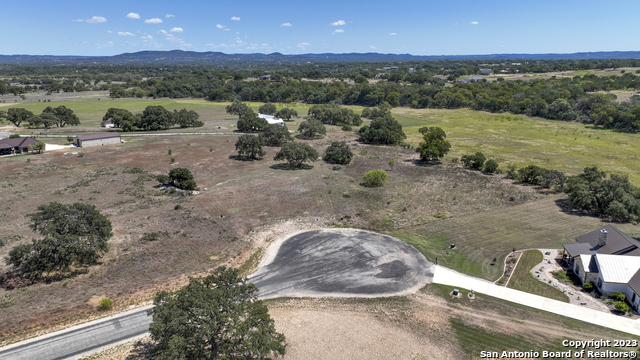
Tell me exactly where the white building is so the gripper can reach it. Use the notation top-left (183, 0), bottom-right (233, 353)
top-left (75, 133), bottom-right (121, 147)
top-left (258, 113), bottom-right (285, 126)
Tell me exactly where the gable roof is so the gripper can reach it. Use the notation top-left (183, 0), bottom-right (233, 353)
top-left (579, 254), bottom-right (599, 273)
top-left (595, 254), bottom-right (640, 284)
top-left (258, 113), bottom-right (284, 124)
top-left (77, 133), bottom-right (120, 141)
top-left (0, 137), bottom-right (39, 150)
top-left (628, 269), bottom-right (640, 295)
top-left (563, 243), bottom-right (596, 258)
top-left (576, 225), bottom-right (640, 255)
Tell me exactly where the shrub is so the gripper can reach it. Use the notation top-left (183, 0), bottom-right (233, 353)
top-left (583, 281), bottom-right (594, 290)
top-left (363, 169), bottom-right (387, 187)
top-left (323, 141), bottom-right (353, 165)
top-left (461, 152), bottom-right (486, 170)
top-left (156, 174), bottom-right (171, 185)
top-left (8, 133), bottom-right (21, 139)
top-left (66, 135), bottom-right (74, 143)
top-left (614, 301), bottom-right (629, 313)
top-left (484, 159), bottom-right (499, 173)
top-left (168, 167), bottom-right (196, 191)
top-left (612, 292), bottom-right (626, 302)
top-left (98, 297), bottom-right (113, 311)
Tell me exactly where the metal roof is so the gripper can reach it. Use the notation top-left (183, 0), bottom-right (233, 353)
top-left (77, 133), bottom-right (120, 141)
top-left (563, 243), bottom-right (596, 257)
top-left (595, 254), bottom-right (640, 284)
top-left (575, 224), bottom-right (639, 255)
top-left (627, 269), bottom-right (640, 295)
top-left (258, 113), bottom-right (284, 124)
top-left (0, 137), bottom-right (38, 149)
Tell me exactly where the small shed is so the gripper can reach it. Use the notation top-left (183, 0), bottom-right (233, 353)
top-left (258, 74), bottom-right (272, 81)
top-left (478, 69), bottom-right (493, 75)
top-left (75, 133), bottom-right (121, 147)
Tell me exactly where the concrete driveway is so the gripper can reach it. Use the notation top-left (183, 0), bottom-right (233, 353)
top-left (250, 228), bottom-right (434, 299)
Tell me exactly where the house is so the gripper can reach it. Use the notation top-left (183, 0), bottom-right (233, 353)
top-left (408, 68), bottom-right (416, 73)
top-left (432, 75), bottom-right (448, 81)
top-left (75, 133), bottom-right (121, 147)
top-left (257, 113), bottom-right (285, 126)
top-left (258, 74), bottom-right (272, 81)
top-left (563, 225), bottom-right (640, 309)
top-left (375, 73), bottom-right (388, 79)
top-left (563, 225), bottom-right (640, 266)
top-left (478, 69), bottom-right (493, 75)
top-left (458, 75), bottom-right (485, 83)
top-left (0, 137), bottom-right (39, 155)
top-left (593, 254), bottom-right (640, 309)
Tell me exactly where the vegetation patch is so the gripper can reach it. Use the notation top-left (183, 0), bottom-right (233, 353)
top-left (507, 250), bottom-right (569, 302)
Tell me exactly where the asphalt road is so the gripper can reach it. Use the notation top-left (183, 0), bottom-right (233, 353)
top-left (250, 228), bottom-right (434, 298)
top-left (0, 306), bottom-right (153, 360)
top-left (0, 228), bottom-right (433, 359)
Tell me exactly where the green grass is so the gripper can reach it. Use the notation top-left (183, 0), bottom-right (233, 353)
top-left (391, 231), bottom-right (484, 278)
top-left (393, 107), bottom-right (640, 185)
top-left (507, 250), bottom-right (569, 302)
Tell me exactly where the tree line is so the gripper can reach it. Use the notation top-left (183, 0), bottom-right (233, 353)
top-left (102, 106), bottom-right (202, 131)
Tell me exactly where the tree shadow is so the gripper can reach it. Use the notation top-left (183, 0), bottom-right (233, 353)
top-left (404, 158), bottom-right (442, 167)
top-left (228, 155), bottom-right (262, 161)
top-left (294, 134), bottom-right (321, 140)
top-left (270, 163), bottom-right (314, 170)
top-left (124, 339), bottom-right (157, 360)
top-left (554, 197), bottom-right (595, 218)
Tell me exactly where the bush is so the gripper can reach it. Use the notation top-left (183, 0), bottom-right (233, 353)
top-left (461, 152), bottom-right (486, 170)
top-left (612, 292), bottom-right (626, 302)
top-left (583, 281), bottom-right (594, 290)
top-left (614, 301), bottom-right (629, 313)
top-left (168, 167), bottom-right (196, 191)
top-left (98, 297), bottom-right (113, 311)
top-left (363, 169), bottom-right (387, 187)
top-left (323, 141), bottom-right (353, 165)
top-left (484, 159), bottom-right (499, 173)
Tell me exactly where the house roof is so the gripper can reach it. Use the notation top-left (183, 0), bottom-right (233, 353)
top-left (432, 75), bottom-right (448, 80)
top-left (576, 225), bottom-right (639, 255)
top-left (77, 133), bottom-right (121, 141)
top-left (0, 137), bottom-right (39, 150)
top-left (258, 113), bottom-right (284, 124)
top-left (563, 243), bottom-right (596, 257)
top-left (579, 254), bottom-right (598, 273)
top-left (595, 254), bottom-right (640, 284)
top-left (628, 269), bottom-right (640, 295)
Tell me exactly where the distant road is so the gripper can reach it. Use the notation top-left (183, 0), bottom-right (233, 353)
top-left (0, 306), bottom-right (153, 360)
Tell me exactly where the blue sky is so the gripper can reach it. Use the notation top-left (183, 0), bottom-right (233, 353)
top-left (1, 0), bottom-right (639, 56)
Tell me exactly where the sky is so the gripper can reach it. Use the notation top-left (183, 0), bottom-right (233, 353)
top-left (1, 0), bottom-right (639, 56)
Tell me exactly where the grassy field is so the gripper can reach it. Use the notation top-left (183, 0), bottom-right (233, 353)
top-left (507, 250), bottom-right (569, 302)
top-left (393, 107), bottom-right (640, 184)
top-left (395, 194), bottom-right (639, 280)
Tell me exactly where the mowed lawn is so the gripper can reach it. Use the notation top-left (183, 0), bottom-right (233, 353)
top-left (395, 194), bottom-right (639, 280)
top-left (507, 250), bottom-right (569, 302)
top-left (393, 107), bottom-right (640, 184)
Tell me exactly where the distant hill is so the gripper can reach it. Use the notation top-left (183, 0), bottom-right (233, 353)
top-left (2, 50), bottom-right (640, 65)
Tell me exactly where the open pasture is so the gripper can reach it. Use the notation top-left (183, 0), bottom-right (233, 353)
top-left (394, 107), bottom-right (640, 184)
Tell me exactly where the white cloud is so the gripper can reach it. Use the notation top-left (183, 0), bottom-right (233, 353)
top-left (262, 43), bottom-right (268, 47)
top-left (223, 28), bottom-right (230, 31)
top-left (369, 45), bottom-right (376, 50)
top-left (144, 18), bottom-right (163, 24)
top-left (333, 29), bottom-right (344, 33)
top-left (454, 23), bottom-right (458, 26)
top-left (281, 22), bottom-right (292, 27)
top-left (389, 32), bottom-right (397, 35)
top-left (231, 16), bottom-right (240, 21)
top-left (216, 24), bottom-right (225, 29)
top-left (74, 16), bottom-right (107, 23)
top-left (330, 20), bottom-right (346, 26)
top-left (141, 35), bottom-right (153, 40)
top-left (166, 14), bottom-right (175, 18)
top-left (107, 30), bottom-right (113, 33)
top-left (297, 42), bottom-right (310, 50)
top-left (158, 30), bottom-right (168, 35)
top-left (470, 21), bottom-right (478, 25)
top-left (164, 33), bottom-right (185, 43)
top-left (118, 31), bottom-right (135, 36)
top-left (169, 27), bottom-right (183, 33)
top-left (126, 12), bottom-right (140, 20)
top-left (86, 16), bottom-right (107, 24)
